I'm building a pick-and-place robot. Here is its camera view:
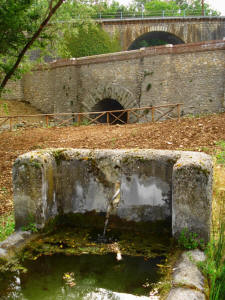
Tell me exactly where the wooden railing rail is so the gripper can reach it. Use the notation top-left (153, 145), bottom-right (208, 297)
top-left (0, 103), bottom-right (183, 131)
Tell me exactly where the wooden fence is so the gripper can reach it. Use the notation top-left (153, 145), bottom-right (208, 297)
top-left (0, 103), bottom-right (183, 131)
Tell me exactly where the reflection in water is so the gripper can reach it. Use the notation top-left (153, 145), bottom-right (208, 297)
top-left (0, 254), bottom-right (164, 300)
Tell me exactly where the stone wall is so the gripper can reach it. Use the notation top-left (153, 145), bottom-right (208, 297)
top-left (2, 79), bottom-right (24, 101)
top-left (13, 149), bottom-right (213, 242)
top-left (3, 40), bottom-right (225, 117)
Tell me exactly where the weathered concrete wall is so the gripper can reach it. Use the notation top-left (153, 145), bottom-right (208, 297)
top-left (13, 149), bottom-right (212, 242)
top-left (100, 17), bottom-right (225, 50)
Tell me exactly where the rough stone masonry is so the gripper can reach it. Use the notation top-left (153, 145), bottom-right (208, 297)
top-left (4, 40), bottom-right (225, 120)
top-left (13, 149), bottom-right (213, 242)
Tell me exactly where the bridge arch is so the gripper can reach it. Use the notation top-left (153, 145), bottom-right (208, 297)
top-left (81, 84), bottom-right (138, 124)
top-left (128, 31), bottom-right (185, 50)
top-left (91, 98), bottom-right (128, 124)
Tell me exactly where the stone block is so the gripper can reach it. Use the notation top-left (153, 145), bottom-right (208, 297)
top-left (166, 288), bottom-right (205, 300)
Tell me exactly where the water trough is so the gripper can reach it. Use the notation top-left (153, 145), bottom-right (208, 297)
top-left (12, 148), bottom-right (212, 242)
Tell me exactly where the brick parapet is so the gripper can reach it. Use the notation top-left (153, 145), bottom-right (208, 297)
top-left (34, 40), bottom-right (225, 71)
top-left (98, 16), bottom-right (225, 25)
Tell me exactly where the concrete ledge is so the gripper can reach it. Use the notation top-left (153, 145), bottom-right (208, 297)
top-left (166, 288), bottom-right (205, 300)
top-left (166, 249), bottom-right (206, 300)
top-left (13, 149), bottom-right (212, 242)
top-left (0, 230), bottom-right (34, 259)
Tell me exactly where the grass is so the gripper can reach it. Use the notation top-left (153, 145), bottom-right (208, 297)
top-left (0, 213), bottom-right (15, 242)
top-left (202, 148), bottom-right (225, 300)
top-left (200, 219), bottom-right (225, 300)
top-left (215, 140), bottom-right (225, 165)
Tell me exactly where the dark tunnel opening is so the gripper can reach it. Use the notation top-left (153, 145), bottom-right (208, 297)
top-left (128, 31), bottom-right (185, 50)
top-left (92, 98), bottom-right (127, 124)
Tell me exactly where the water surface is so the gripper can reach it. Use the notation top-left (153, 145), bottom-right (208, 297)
top-left (0, 254), bottom-right (164, 300)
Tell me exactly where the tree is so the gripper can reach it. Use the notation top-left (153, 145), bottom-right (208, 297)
top-left (145, 1), bottom-right (179, 16)
top-left (133, 0), bottom-right (219, 16)
top-left (90, 0), bottom-right (136, 18)
top-left (57, 23), bottom-right (121, 58)
top-left (0, 0), bottom-right (65, 95)
top-left (175, 0), bottom-right (219, 15)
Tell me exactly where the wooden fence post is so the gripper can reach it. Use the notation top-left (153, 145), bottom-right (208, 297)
top-left (151, 107), bottom-right (155, 122)
top-left (77, 114), bottom-right (81, 126)
top-left (127, 111), bottom-right (130, 124)
top-left (107, 112), bottom-right (109, 125)
top-left (177, 104), bottom-right (181, 121)
top-left (10, 118), bottom-right (13, 131)
top-left (46, 115), bottom-right (49, 127)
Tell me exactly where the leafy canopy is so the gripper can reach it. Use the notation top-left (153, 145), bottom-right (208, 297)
top-left (0, 0), bottom-right (43, 79)
top-left (57, 23), bottom-right (121, 58)
top-left (0, 0), bottom-right (65, 93)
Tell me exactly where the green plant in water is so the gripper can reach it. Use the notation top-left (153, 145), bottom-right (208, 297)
top-left (178, 228), bottom-right (204, 250)
top-left (0, 214), bottom-right (15, 241)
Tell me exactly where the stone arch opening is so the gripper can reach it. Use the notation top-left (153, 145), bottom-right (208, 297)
top-left (92, 98), bottom-right (127, 124)
top-left (128, 31), bottom-right (185, 50)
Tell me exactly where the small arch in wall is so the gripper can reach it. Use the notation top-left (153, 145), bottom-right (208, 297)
top-left (128, 31), bottom-right (185, 50)
top-left (82, 84), bottom-right (138, 114)
top-left (92, 98), bottom-right (128, 124)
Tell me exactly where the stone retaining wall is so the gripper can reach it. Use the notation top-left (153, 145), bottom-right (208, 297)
top-left (3, 40), bottom-right (225, 118)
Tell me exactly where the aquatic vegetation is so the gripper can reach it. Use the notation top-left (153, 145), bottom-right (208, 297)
top-left (0, 212), bottom-right (179, 299)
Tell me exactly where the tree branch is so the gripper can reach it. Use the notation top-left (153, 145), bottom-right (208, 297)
top-left (0, 0), bottom-right (65, 94)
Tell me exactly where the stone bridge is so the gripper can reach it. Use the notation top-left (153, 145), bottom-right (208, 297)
top-left (99, 16), bottom-right (225, 50)
top-left (4, 40), bottom-right (225, 121)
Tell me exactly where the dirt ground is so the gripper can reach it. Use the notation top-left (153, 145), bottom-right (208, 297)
top-left (1, 105), bottom-right (225, 216)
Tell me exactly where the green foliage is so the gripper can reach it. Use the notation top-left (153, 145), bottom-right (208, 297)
top-left (200, 222), bottom-right (225, 300)
top-left (22, 214), bottom-right (38, 233)
top-left (0, 0), bottom-right (67, 95)
top-left (141, 0), bottom-right (219, 16)
top-left (22, 222), bottom-right (38, 233)
top-left (178, 228), bottom-right (204, 250)
top-left (146, 83), bottom-right (152, 91)
top-left (90, 0), bottom-right (136, 18)
top-left (57, 23), bottom-right (121, 58)
top-left (145, 0), bottom-right (179, 16)
top-left (215, 140), bottom-right (225, 165)
top-left (73, 119), bottom-right (90, 127)
top-left (0, 1), bottom-right (48, 81)
top-left (0, 102), bottom-right (9, 115)
top-left (216, 152), bottom-right (225, 165)
top-left (175, 0), bottom-right (219, 15)
top-left (0, 214), bottom-right (15, 242)
top-left (215, 140), bottom-right (225, 150)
